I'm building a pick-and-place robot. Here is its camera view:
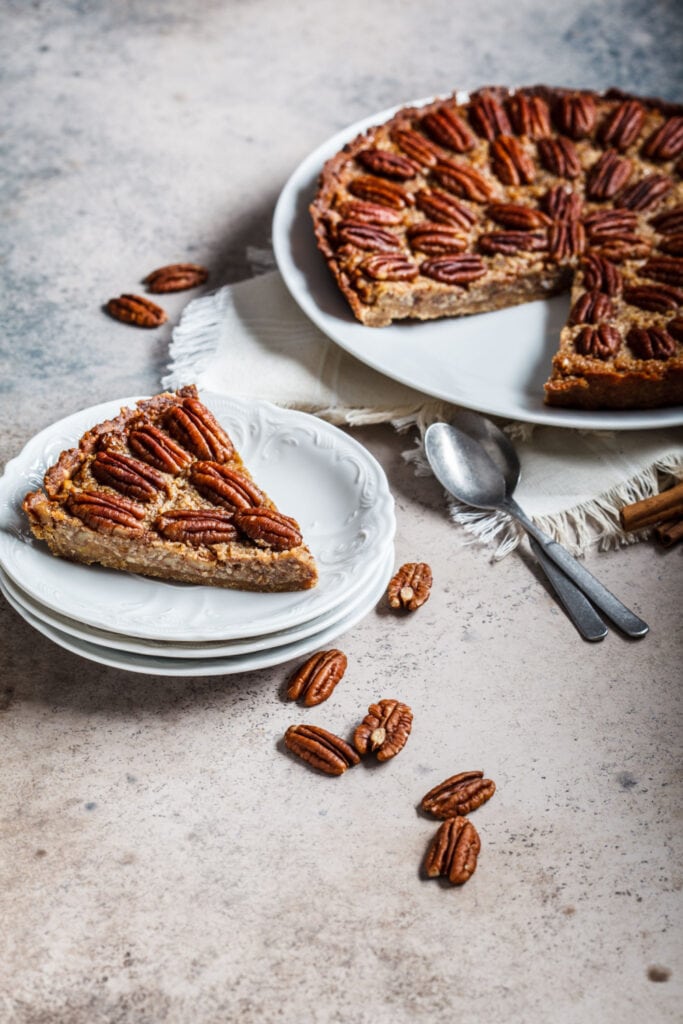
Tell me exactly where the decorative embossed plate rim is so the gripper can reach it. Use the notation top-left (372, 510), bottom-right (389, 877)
top-left (0, 392), bottom-right (395, 641)
top-left (0, 545), bottom-right (394, 677)
top-left (272, 95), bottom-right (683, 430)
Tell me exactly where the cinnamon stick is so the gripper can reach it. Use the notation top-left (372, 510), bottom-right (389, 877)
top-left (654, 517), bottom-right (683, 548)
top-left (619, 481), bottom-right (683, 532)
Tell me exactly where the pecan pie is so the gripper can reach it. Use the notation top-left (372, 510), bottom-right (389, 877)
top-left (310, 85), bottom-right (683, 410)
top-left (22, 386), bottom-right (318, 591)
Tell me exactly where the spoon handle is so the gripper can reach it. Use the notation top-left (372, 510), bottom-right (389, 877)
top-left (508, 500), bottom-right (649, 638)
top-left (528, 537), bottom-right (608, 642)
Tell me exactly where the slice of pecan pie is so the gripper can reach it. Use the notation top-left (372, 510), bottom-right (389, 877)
top-left (310, 85), bottom-right (683, 409)
top-left (22, 386), bottom-right (318, 592)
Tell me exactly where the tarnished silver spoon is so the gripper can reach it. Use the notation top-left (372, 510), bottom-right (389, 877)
top-left (425, 421), bottom-right (648, 639)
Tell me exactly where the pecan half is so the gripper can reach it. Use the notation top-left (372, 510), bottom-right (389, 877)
top-left (553, 92), bottom-right (596, 139)
top-left (574, 324), bottom-right (622, 359)
top-left (599, 99), bottom-right (645, 151)
top-left (348, 175), bottom-right (411, 209)
top-left (424, 816), bottom-right (481, 885)
top-left (165, 398), bottom-right (234, 462)
top-left (387, 561), bottom-right (433, 611)
top-left (639, 256), bottom-right (683, 288)
top-left (91, 449), bottom-right (167, 502)
top-left (144, 263), bottom-right (209, 293)
top-left (431, 161), bottom-right (493, 203)
top-left (66, 490), bottom-right (146, 534)
top-left (284, 724), bottom-right (360, 776)
top-left (128, 424), bottom-right (193, 474)
top-left (356, 148), bottom-right (418, 180)
top-left (390, 126), bottom-right (445, 168)
top-left (506, 93), bottom-right (551, 139)
top-left (541, 185), bottom-right (582, 221)
top-left (286, 649), bottom-right (347, 706)
top-left (586, 150), bottom-right (633, 201)
top-left (650, 205), bottom-right (683, 235)
top-left (537, 136), bottom-right (581, 179)
top-left (106, 294), bottom-right (167, 328)
top-left (642, 116), bottom-right (683, 161)
top-left (626, 325), bottom-right (677, 360)
top-left (421, 106), bottom-right (475, 152)
top-left (189, 461), bottom-right (264, 510)
top-left (487, 202), bottom-right (551, 231)
top-left (581, 253), bottom-right (622, 295)
top-left (468, 93), bottom-right (512, 140)
top-left (421, 770), bottom-right (496, 819)
top-left (569, 290), bottom-right (614, 325)
top-left (407, 223), bottom-right (467, 255)
top-left (658, 233), bottom-right (683, 257)
top-left (622, 283), bottom-right (683, 313)
top-left (338, 200), bottom-right (403, 226)
top-left (336, 220), bottom-right (401, 252)
top-left (358, 253), bottom-right (419, 281)
top-left (415, 189), bottom-right (477, 229)
top-left (155, 509), bottom-right (238, 545)
top-left (583, 209), bottom-right (638, 243)
top-left (353, 699), bottom-right (413, 761)
top-left (420, 254), bottom-right (487, 286)
top-left (616, 174), bottom-right (673, 212)
top-left (667, 317), bottom-right (683, 343)
top-left (233, 507), bottom-right (302, 550)
top-left (598, 239), bottom-right (652, 263)
top-left (478, 231), bottom-right (547, 256)
top-left (490, 135), bottom-right (536, 186)
top-left (547, 220), bottom-right (586, 261)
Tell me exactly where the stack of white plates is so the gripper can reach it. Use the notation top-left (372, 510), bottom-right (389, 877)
top-left (0, 393), bottom-right (395, 676)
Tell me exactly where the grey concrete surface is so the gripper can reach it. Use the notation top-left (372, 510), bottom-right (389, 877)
top-left (1, 2), bottom-right (682, 1022)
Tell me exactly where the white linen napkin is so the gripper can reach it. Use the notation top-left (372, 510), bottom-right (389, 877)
top-left (162, 270), bottom-right (683, 556)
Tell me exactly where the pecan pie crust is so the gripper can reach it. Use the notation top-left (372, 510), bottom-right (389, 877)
top-left (310, 85), bottom-right (683, 410)
top-left (22, 386), bottom-right (318, 592)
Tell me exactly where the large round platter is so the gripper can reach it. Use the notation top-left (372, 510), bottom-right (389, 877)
top-left (0, 392), bottom-right (395, 641)
top-left (272, 96), bottom-right (683, 431)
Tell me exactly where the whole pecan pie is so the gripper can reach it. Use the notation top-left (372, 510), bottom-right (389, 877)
top-left (22, 386), bottom-right (318, 591)
top-left (310, 85), bottom-right (683, 410)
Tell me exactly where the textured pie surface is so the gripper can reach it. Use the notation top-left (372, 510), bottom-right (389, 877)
top-left (22, 386), bottom-right (318, 592)
top-left (310, 85), bottom-right (683, 410)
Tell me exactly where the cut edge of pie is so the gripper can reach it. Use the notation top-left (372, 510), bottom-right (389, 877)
top-left (22, 386), bottom-right (319, 592)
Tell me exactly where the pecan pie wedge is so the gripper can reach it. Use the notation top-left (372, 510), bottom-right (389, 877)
top-left (311, 85), bottom-right (683, 410)
top-left (22, 386), bottom-right (318, 592)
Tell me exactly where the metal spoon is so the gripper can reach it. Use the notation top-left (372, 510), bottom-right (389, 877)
top-left (448, 410), bottom-right (608, 641)
top-left (425, 421), bottom-right (649, 639)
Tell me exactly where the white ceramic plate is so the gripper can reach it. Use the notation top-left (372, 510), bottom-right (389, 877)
top-left (0, 545), bottom-right (394, 677)
top-left (0, 392), bottom-right (395, 641)
top-left (272, 98), bottom-right (683, 431)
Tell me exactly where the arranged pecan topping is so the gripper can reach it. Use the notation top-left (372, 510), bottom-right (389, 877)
top-left (286, 649), bottom-right (348, 707)
top-left (348, 174), bottom-right (411, 210)
top-left (407, 223), bottom-right (467, 255)
top-left (574, 324), bottom-right (622, 359)
top-left (421, 106), bottom-right (475, 152)
top-left (581, 253), bottom-right (622, 295)
top-left (165, 398), bottom-right (234, 462)
top-left (421, 770), bottom-right (496, 819)
top-left (586, 150), bottom-right (633, 201)
top-left (658, 233), bottom-right (683, 257)
top-left (431, 160), bottom-right (493, 203)
top-left (506, 93), bottom-right (551, 139)
top-left (284, 724), bottom-right (360, 776)
top-left (541, 185), bottom-right (582, 221)
top-left (338, 200), bottom-right (403, 226)
top-left (105, 294), bottom-right (167, 328)
top-left (569, 290), bottom-right (614, 325)
top-left (358, 253), bottom-right (419, 281)
top-left (638, 256), bottom-right (683, 288)
top-left (553, 92), bottom-right (596, 139)
top-left (487, 202), bottom-right (550, 231)
top-left (468, 93), bottom-right (512, 140)
top-left (583, 208), bottom-right (638, 243)
top-left (598, 239), bottom-right (652, 263)
top-left (155, 509), bottom-right (238, 545)
top-left (91, 449), bottom-right (167, 503)
top-left (420, 254), bottom-right (487, 285)
top-left (387, 561), bottom-right (433, 611)
top-left (622, 283), bottom-right (683, 313)
top-left (390, 126), bottom-right (445, 168)
top-left (144, 263), bottom-right (209, 293)
top-left (641, 116), bottom-right (683, 161)
top-left (616, 174), bottom-right (673, 212)
top-left (128, 424), bottom-right (193, 474)
top-left (478, 231), bottom-right (546, 256)
top-left (233, 507), bottom-right (303, 550)
top-left (547, 219), bottom-right (586, 261)
top-left (667, 316), bottom-right (683, 343)
top-left (650, 205), bottom-right (683, 235)
top-left (189, 461), bottom-right (264, 511)
top-left (599, 99), bottom-right (645, 151)
top-left (336, 220), bottom-right (401, 252)
top-left (490, 135), bottom-right (536, 186)
top-left (66, 490), bottom-right (146, 534)
top-left (626, 325), bottom-right (677, 360)
top-left (537, 136), bottom-right (581, 179)
top-left (353, 699), bottom-right (413, 761)
top-left (356, 147), bottom-right (418, 180)
top-left (424, 816), bottom-right (481, 885)
top-left (415, 189), bottom-right (477, 228)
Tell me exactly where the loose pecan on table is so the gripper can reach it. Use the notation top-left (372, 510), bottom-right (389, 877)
top-left (286, 649), bottom-right (348, 707)
top-left (154, 509), bottom-right (238, 545)
top-left (165, 398), bottom-right (234, 462)
top-left (284, 724), bottom-right (360, 775)
top-left (233, 507), bottom-right (303, 550)
top-left (423, 816), bottom-right (481, 885)
top-left (387, 562), bottom-right (433, 611)
top-left (106, 294), bottom-right (167, 328)
top-left (144, 263), bottom-right (209, 293)
top-left (353, 699), bottom-right (413, 761)
top-left (91, 449), bottom-right (167, 502)
top-left (66, 490), bottom-right (146, 533)
top-left (421, 770), bottom-right (496, 819)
